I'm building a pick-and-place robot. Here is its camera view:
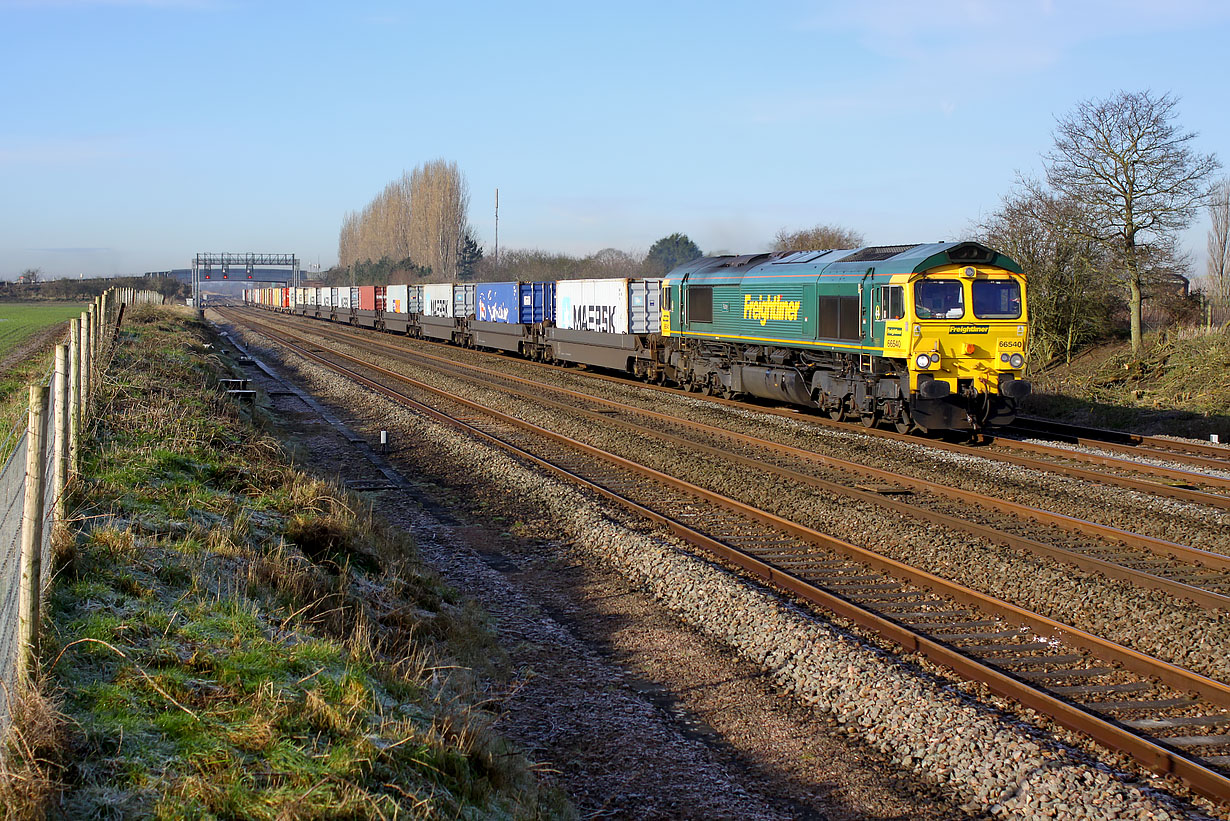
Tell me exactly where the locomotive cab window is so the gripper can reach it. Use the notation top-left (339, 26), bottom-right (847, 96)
top-left (875, 286), bottom-right (904, 321)
top-left (914, 280), bottom-right (964, 319)
top-left (662, 288), bottom-right (673, 310)
top-left (687, 286), bottom-right (713, 323)
top-left (972, 280), bottom-right (1021, 319)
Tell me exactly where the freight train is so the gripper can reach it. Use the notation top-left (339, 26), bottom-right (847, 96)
top-left (243, 241), bottom-right (1031, 433)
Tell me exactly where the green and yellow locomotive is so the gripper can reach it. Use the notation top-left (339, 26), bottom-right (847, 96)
top-left (660, 241), bottom-right (1030, 433)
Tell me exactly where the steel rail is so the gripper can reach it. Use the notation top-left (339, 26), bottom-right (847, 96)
top-left (251, 312), bottom-right (1230, 609)
top-left (224, 308), bottom-right (1230, 803)
top-left (1008, 416), bottom-right (1230, 464)
top-left (231, 309), bottom-right (1230, 576)
top-left (256, 307), bottom-right (1230, 511)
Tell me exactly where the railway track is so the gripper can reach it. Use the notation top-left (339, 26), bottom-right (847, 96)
top-left (223, 309), bottom-right (1230, 612)
top-left (221, 307), bottom-right (1230, 803)
top-left (1000, 416), bottom-right (1230, 474)
top-left (265, 307), bottom-right (1230, 510)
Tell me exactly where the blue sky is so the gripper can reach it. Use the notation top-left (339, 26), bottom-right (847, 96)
top-left (2, 0), bottom-right (1228, 279)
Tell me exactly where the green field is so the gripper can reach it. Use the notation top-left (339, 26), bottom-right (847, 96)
top-left (0, 301), bottom-right (87, 361)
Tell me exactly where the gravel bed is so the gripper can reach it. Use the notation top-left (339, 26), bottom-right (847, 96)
top-left (304, 322), bottom-right (1230, 557)
top-left (274, 326), bottom-right (1230, 685)
top-left (1008, 437), bottom-right (1230, 484)
top-left (229, 317), bottom-right (1226, 820)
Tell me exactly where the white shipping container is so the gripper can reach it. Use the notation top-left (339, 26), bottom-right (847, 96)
top-left (423, 283), bottom-right (454, 318)
top-left (387, 284), bottom-right (409, 314)
top-left (339, 289), bottom-right (351, 309)
top-left (321, 288), bottom-right (333, 308)
top-left (555, 278), bottom-right (630, 334)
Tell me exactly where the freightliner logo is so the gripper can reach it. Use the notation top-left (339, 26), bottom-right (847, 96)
top-left (744, 294), bottom-right (802, 326)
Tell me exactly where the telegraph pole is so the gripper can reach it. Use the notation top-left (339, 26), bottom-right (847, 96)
top-left (494, 188), bottom-right (499, 266)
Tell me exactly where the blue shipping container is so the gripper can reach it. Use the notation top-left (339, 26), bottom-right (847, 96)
top-left (476, 281), bottom-right (555, 324)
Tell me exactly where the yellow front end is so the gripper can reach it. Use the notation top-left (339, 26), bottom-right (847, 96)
top-left (895, 265), bottom-right (1030, 430)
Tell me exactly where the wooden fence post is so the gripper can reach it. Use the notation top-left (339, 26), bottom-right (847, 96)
top-left (80, 311), bottom-right (90, 405)
top-left (18, 386), bottom-right (48, 681)
top-left (69, 319), bottom-right (80, 472)
top-left (53, 344), bottom-right (68, 520)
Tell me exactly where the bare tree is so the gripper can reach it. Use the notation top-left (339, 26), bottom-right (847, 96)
top-left (409, 159), bottom-right (470, 281)
top-left (1209, 178), bottom-right (1230, 304)
top-left (981, 188), bottom-right (1112, 364)
top-left (19, 267), bottom-right (42, 283)
top-left (1039, 90), bottom-right (1220, 354)
top-left (771, 224), bottom-right (864, 253)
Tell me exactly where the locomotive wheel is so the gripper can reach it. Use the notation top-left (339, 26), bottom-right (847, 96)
top-left (828, 403), bottom-right (847, 422)
top-left (859, 409), bottom-right (880, 429)
top-left (893, 409), bottom-right (913, 434)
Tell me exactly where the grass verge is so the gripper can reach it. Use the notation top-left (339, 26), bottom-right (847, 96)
top-left (1, 306), bottom-right (567, 819)
top-left (1026, 324), bottom-right (1230, 437)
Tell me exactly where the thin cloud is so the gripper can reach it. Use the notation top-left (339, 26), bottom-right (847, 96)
top-left (0, 136), bottom-right (132, 168)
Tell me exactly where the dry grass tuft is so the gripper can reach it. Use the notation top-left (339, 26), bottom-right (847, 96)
top-left (0, 684), bottom-right (70, 821)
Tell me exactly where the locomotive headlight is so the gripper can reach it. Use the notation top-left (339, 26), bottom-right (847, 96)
top-left (915, 353), bottom-right (932, 369)
top-left (929, 353), bottom-right (941, 366)
top-left (1009, 353), bottom-right (1024, 369)
top-left (1000, 353), bottom-right (1010, 363)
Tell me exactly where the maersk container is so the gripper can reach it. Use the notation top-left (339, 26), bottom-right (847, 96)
top-left (423, 284), bottom-right (454, 318)
top-left (476, 282), bottom-right (555, 324)
top-left (358, 285), bottom-right (377, 311)
top-left (453, 283), bottom-right (476, 318)
top-left (553, 279), bottom-right (656, 334)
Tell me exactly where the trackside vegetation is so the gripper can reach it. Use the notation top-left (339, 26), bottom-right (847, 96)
top-left (0, 307), bottom-right (567, 819)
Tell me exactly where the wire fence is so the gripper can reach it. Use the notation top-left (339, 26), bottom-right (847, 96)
top-left (0, 287), bottom-right (162, 737)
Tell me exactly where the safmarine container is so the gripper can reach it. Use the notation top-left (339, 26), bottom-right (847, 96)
top-left (476, 282), bottom-right (519, 322)
top-left (423, 284), bottom-right (454, 317)
top-left (476, 282), bottom-right (555, 323)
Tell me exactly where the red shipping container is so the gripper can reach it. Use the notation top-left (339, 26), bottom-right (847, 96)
top-left (375, 285), bottom-right (387, 312)
top-left (281, 287), bottom-right (290, 308)
top-left (358, 285), bottom-right (377, 311)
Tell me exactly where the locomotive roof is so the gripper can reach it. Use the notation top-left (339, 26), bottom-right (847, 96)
top-left (669, 241), bottom-right (1022, 283)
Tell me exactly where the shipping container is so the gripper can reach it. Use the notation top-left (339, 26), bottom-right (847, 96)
top-left (338, 288), bottom-right (350, 310)
top-left (453, 282), bottom-right (476, 318)
top-left (554, 278), bottom-right (661, 335)
top-left (281, 288), bottom-right (290, 309)
top-left (423, 284), bottom-right (454, 317)
top-left (387, 284), bottom-right (409, 314)
top-left (555, 279), bottom-right (626, 333)
top-left (307, 288), bottom-right (317, 306)
top-left (375, 285), bottom-right (387, 312)
top-left (358, 285), bottom-right (377, 311)
top-left (628, 279), bottom-right (661, 333)
top-left (350, 286), bottom-right (360, 309)
top-left (476, 281), bottom-right (555, 324)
